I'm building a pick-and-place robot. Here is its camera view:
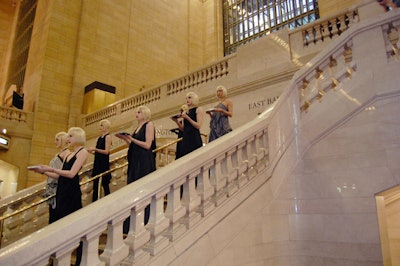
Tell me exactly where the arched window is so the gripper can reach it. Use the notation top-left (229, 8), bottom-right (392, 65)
top-left (223, 0), bottom-right (319, 55)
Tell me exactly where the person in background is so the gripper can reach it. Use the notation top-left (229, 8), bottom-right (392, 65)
top-left (207, 85), bottom-right (233, 142)
top-left (44, 131), bottom-right (70, 224)
top-left (377, 0), bottom-right (400, 11)
top-left (171, 92), bottom-right (204, 158)
top-left (87, 119), bottom-right (112, 202)
top-left (116, 105), bottom-right (156, 230)
top-left (170, 104), bottom-right (188, 160)
top-left (30, 127), bottom-right (88, 266)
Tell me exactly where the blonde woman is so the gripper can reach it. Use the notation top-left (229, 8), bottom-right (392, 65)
top-left (31, 127), bottom-right (88, 265)
top-left (87, 119), bottom-right (112, 202)
top-left (172, 92), bottom-right (204, 158)
top-left (116, 106), bottom-right (156, 229)
top-left (45, 131), bottom-right (70, 224)
top-left (116, 106), bottom-right (156, 184)
top-left (207, 85), bottom-right (233, 142)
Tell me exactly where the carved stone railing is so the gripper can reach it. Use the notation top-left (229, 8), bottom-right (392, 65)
top-left (83, 58), bottom-right (231, 127)
top-left (302, 10), bottom-right (360, 46)
top-left (166, 58), bottom-right (229, 96)
top-left (297, 11), bottom-right (400, 113)
top-left (0, 140), bottom-right (178, 248)
top-left (0, 107), bottom-right (271, 265)
top-left (0, 106), bottom-right (31, 123)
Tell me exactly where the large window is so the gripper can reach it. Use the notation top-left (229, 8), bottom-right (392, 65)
top-left (223, 0), bottom-right (319, 55)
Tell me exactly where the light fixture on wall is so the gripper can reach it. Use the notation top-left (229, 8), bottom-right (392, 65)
top-left (0, 134), bottom-right (10, 151)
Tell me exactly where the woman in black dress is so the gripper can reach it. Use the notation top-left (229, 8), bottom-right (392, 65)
top-left (172, 92), bottom-right (204, 158)
top-left (116, 105), bottom-right (156, 229)
top-left (45, 131), bottom-right (70, 224)
top-left (32, 127), bottom-right (88, 265)
top-left (87, 119), bottom-right (112, 202)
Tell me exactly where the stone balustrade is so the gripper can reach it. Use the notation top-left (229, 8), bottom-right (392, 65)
top-left (0, 106), bottom-right (30, 123)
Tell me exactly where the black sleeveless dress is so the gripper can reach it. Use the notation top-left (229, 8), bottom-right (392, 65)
top-left (91, 134), bottom-right (112, 201)
top-left (54, 148), bottom-right (83, 221)
top-left (179, 107), bottom-right (203, 158)
top-left (92, 134), bottom-right (111, 183)
top-left (127, 122), bottom-right (156, 184)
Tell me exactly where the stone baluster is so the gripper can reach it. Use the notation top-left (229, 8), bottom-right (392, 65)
top-left (210, 155), bottom-right (228, 206)
top-left (221, 60), bottom-right (228, 76)
top-left (201, 69), bottom-right (207, 83)
top-left (226, 148), bottom-right (239, 197)
top-left (245, 136), bottom-right (258, 179)
top-left (145, 189), bottom-right (170, 255)
top-left (304, 28), bottom-right (311, 46)
top-left (192, 72), bottom-right (199, 86)
top-left (196, 161), bottom-right (215, 217)
top-left (123, 202), bottom-right (151, 265)
top-left (254, 131), bottom-right (268, 172)
top-left (181, 170), bottom-right (202, 228)
top-left (81, 224), bottom-right (107, 266)
top-left (342, 43), bottom-right (353, 78)
top-left (211, 65), bottom-right (217, 80)
top-left (163, 180), bottom-right (186, 241)
top-left (53, 240), bottom-right (82, 266)
top-left (100, 213), bottom-right (129, 265)
top-left (234, 142), bottom-right (248, 188)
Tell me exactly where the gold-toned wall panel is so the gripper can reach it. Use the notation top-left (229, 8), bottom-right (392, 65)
top-left (82, 89), bottom-right (116, 114)
top-left (319, 0), bottom-right (361, 17)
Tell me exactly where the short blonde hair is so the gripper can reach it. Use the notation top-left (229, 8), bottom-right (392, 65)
top-left (68, 127), bottom-right (86, 146)
top-left (216, 85), bottom-right (228, 97)
top-left (100, 119), bottom-right (111, 129)
top-left (55, 131), bottom-right (68, 149)
top-left (136, 105), bottom-right (151, 120)
top-left (186, 92), bottom-right (199, 105)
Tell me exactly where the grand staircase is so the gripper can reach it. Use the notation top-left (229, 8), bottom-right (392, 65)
top-left (0, 3), bottom-right (399, 265)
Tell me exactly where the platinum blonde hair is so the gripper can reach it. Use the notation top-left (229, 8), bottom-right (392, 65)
top-left (100, 119), bottom-right (111, 129)
top-left (216, 85), bottom-right (228, 97)
top-left (186, 92), bottom-right (199, 105)
top-left (55, 131), bottom-right (68, 149)
top-left (136, 105), bottom-right (151, 120)
top-left (68, 127), bottom-right (86, 146)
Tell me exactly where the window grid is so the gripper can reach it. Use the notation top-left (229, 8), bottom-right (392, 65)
top-left (223, 0), bottom-right (319, 55)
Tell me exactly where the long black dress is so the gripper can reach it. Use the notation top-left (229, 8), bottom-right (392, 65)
top-left (179, 107), bottom-right (203, 158)
top-left (92, 134), bottom-right (111, 201)
top-left (124, 122), bottom-right (156, 232)
top-left (54, 147), bottom-right (84, 265)
top-left (55, 148), bottom-right (83, 221)
top-left (127, 121), bottom-right (156, 184)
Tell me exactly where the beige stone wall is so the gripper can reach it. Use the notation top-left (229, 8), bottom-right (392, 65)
top-left (22, 0), bottom-right (83, 186)
top-left (22, 0), bottom-right (222, 187)
top-left (319, 0), bottom-right (365, 17)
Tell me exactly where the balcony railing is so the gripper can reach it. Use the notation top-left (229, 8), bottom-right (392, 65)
top-left (82, 57), bottom-right (231, 127)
